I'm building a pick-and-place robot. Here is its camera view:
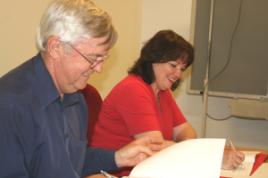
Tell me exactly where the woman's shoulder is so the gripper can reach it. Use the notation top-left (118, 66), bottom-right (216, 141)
top-left (107, 75), bottom-right (152, 99)
top-left (116, 75), bottom-right (150, 91)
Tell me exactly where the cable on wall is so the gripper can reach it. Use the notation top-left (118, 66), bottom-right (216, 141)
top-left (206, 0), bottom-right (244, 85)
top-left (205, 0), bottom-right (244, 122)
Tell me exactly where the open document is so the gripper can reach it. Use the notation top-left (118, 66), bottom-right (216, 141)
top-left (130, 138), bottom-right (226, 178)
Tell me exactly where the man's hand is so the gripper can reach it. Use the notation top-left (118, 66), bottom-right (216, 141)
top-left (221, 149), bottom-right (245, 170)
top-left (114, 137), bottom-right (163, 168)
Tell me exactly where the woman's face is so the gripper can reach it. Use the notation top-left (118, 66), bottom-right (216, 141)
top-left (152, 59), bottom-right (187, 93)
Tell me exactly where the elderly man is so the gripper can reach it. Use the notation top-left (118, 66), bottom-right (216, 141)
top-left (0, 0), bottom-right (160, 177)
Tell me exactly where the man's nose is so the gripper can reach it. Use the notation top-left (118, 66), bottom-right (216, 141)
top-left (92, 62), bottom-right (104, 73)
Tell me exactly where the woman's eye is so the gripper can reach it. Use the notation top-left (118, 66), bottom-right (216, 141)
top-left (168, 62), bottom-right (186, 72)
top-left (170, 63), bottom-right (177, 68)
top-left (181, 68), bottom-right (186, 72)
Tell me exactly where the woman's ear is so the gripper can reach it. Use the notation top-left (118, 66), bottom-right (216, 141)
top-left (46, 36), bottom-right (62, 58)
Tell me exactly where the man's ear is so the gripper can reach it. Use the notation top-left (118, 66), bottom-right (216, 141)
top-left (46, 36), bottom-right (63, 58)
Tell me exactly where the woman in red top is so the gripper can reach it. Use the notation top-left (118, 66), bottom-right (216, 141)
top-left (91, 30), bottom-right (196, 176)
top-left (90, 30), bottom-right (243, 177)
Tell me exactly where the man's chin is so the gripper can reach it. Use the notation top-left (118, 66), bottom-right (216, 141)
top-left (64, 85), bottom-right (86, 94)
top-left (77, 83), bottom-right (88, 91)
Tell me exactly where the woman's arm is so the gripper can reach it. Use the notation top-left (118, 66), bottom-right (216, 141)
top-left (173, 122), bottom-right (197, 142)
top-left (134, 131), bottom-right (175, 149)
top-left (133, 122), bottom-right (197, 149)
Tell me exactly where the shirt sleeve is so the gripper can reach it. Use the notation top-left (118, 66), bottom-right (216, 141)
top-left (166, 91), bottom-right (187, 126)
top-left (82, 147), bottom-right (118, 176)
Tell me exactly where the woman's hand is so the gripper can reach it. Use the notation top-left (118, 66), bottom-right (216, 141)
top-left (221, 149), bottom-right (245, 170)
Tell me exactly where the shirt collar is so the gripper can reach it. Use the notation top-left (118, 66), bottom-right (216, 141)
top-left (33, 53), bottom-right (80, 108)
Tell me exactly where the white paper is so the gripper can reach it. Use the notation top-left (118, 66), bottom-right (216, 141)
top-left (130, 138), bottom-right (226, 178)
top-left (220, 151), bottom-right (259, 177)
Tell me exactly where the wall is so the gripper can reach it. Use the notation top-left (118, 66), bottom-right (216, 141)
top-left (0, 0), bottom-right (52, 76)
top-left (1, 0), bottom-right (267, 149)
top-left (88, 0), bottom-right (143, 97)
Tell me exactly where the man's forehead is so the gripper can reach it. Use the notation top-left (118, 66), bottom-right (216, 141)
top-left (76, 37), bottom-right (110, 52)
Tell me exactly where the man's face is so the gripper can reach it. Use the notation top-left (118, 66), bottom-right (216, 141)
top-left (55, 36), bottom-right (110, 95)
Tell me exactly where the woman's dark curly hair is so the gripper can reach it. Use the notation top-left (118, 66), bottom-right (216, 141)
top-left (128, 29), bottom-right (194, 90)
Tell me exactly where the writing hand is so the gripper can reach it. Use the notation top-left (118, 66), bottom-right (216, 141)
top-left (221, 149), bottom-right (245, 170)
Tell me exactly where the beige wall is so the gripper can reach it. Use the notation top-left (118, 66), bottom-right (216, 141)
top-left (88, 0), bottom-right (142, 97)
top-left (1, 0), bottom-right (268, 149)
top-left (0, 0), bottom-right (52, 76)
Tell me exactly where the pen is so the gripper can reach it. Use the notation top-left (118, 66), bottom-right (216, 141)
top-left (100, 170), bottom-right (116, 178)
top-left (227, 137), bottom-right (236, 151)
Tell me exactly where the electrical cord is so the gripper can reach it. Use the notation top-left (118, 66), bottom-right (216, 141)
top-left (206, 113), bottom-right (232, 121)
top-left (205, 0), bottom-right (244, 88)
top-left (205, 0), bottom-right (244, 121)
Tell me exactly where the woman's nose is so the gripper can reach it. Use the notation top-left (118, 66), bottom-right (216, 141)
top-left (174, 68), bottom-right (182, 78)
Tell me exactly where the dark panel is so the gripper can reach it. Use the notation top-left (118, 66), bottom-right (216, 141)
top-left (190, 0), bottom-right (268, 96)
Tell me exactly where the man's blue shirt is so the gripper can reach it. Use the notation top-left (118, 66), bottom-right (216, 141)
top-left (0, 54), bottom-right (117, 178)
